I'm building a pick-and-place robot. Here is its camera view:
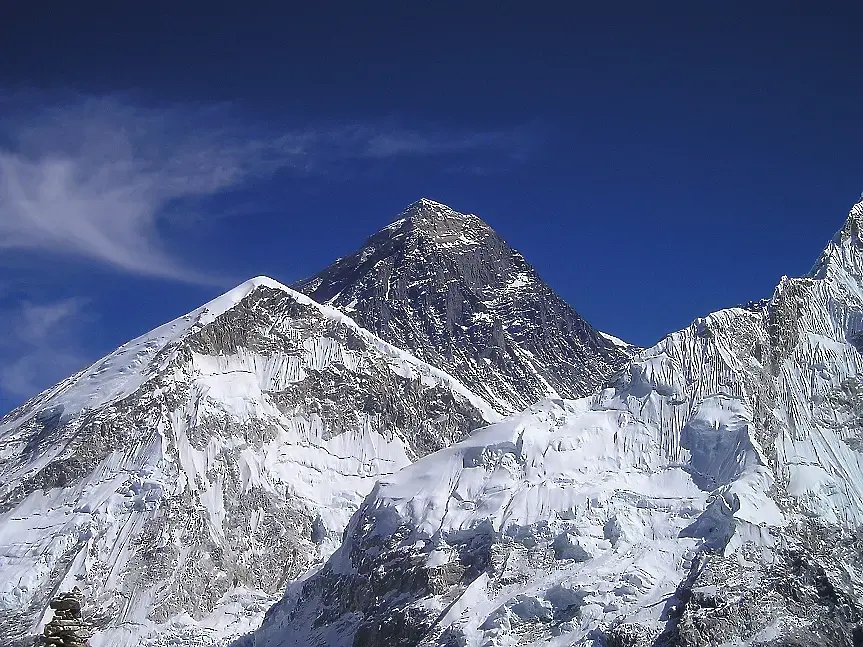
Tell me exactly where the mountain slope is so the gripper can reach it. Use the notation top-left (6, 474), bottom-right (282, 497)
top-left (250, 200), bottom-right (863, 647)
top-left (294, 199), bottom-right (635, 413)
top-left (0, 277), bottom-right (498, 647)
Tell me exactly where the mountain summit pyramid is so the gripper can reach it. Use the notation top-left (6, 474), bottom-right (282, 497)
top-left (295, 198), bottom-right (634, 413)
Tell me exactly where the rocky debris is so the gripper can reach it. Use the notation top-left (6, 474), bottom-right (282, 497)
top-left (41, 588), bottom-right (90, 647)
top-left (660, 521), bottom-right (863, 647)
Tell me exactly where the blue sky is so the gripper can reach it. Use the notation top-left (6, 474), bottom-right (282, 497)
top-left (1, 2), bottom-right (861, 413)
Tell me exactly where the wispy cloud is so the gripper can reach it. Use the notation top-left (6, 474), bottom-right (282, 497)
top-left (0, 94), bottom-right (532, 282)
top-left (369, 132), bottom-right (531, 159)
top-left (0, 96), bottom-right (298, 283)
top-left (0, 297), bottom-right (89, 402)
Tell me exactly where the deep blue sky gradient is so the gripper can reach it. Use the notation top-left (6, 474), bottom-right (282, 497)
top-left (1, 2), bottom-right (862, 412)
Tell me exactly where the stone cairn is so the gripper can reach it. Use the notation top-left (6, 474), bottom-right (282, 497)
top-left (41, 587), bottom-right (91, 647)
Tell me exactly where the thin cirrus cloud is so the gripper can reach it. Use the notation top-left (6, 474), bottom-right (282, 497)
top-left (0, 95), bottom-right (532, 283)
top-left (0, 297), bottom-right (89, 400)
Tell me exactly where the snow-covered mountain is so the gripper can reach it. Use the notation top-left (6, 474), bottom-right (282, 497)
top-left (294, 199), bottom-right (635, 413)
top-left (0, 277), bottom-right (499, 647)
top-left (249, 200), bottom-right (863, 647)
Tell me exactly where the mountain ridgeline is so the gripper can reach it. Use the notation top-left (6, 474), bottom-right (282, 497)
top-left (294, 199), bottom-right (635, 413)
top-left (7, 197), bottom-right (862, 647)
top-left (248, 199), bottom-right (863, 647)
top-left (0, 200), bottom-right (632, 647)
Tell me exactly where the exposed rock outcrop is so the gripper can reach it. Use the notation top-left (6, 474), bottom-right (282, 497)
top-left (41, 589), bottom-right (90, 647)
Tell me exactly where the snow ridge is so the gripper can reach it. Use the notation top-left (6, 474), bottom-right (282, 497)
top-left (0, 277), bottom-right (288, 438)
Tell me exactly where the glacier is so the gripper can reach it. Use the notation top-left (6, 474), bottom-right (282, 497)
top-left (248, 201), bottom-right (863, 646)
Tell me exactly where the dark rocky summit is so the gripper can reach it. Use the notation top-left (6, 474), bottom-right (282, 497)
top-left (295, 199), bottom-right (635, 413)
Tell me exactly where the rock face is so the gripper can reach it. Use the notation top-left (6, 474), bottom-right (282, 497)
top-left (295, 199), bottom-right (635, 413)
top-left (42, 589), bottom-right (90, 647)
top-left (248, 200), bottom-right (863, 647)
top-left (0, 278), bottom-right (497, 647)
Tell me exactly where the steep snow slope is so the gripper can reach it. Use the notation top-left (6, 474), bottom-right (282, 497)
top-left (295, 199), bottom-right (634, 414)
top-left (0, 277), bottom-right (498, 647)
top-left (250, 200), bottom-right (863, 647)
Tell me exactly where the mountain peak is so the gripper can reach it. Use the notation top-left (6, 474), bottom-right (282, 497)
top-left (406, 197), bottom-right (453, 211)
top-left (809, 198), bottom-right (863, 280)
top-left (374, 199), bottom-right (492, 251)
top-left (400, 197), bottom-right (476, 223)
top-left (245, 274), bottom-right (290, 288)
top-left (0, 275), bottom-right (299, 434)
top-left (200, 275), bottom-right (293, 321)
top-left (831, 197), bottom-right (863, 242)
top-left (846, 196), bottom-right (863, 236)
top-left (294, 201), bottom-right (633, 413)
